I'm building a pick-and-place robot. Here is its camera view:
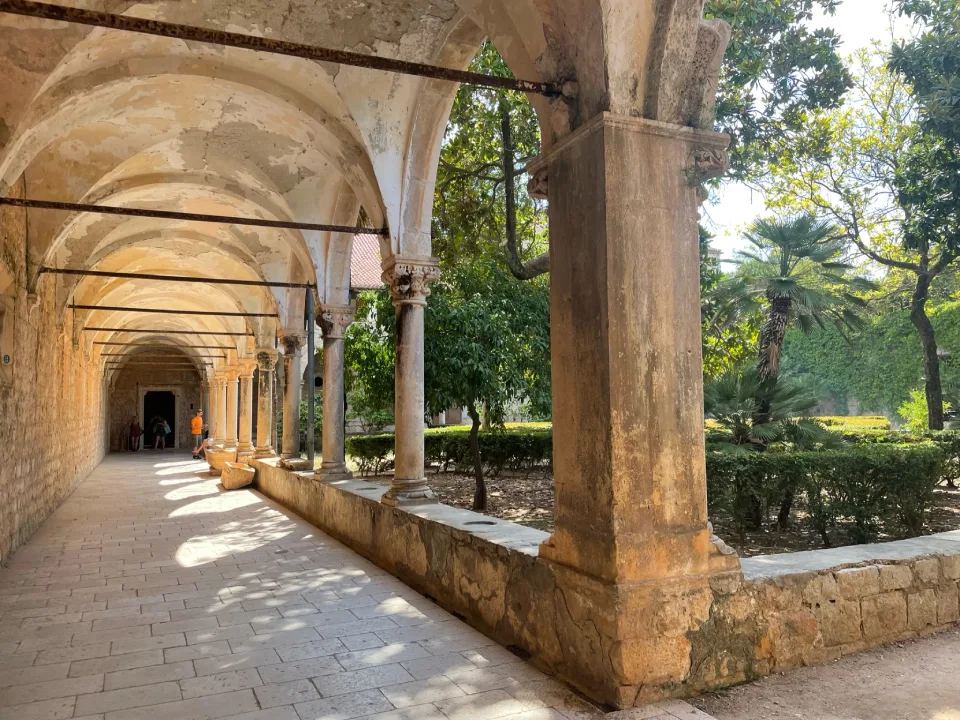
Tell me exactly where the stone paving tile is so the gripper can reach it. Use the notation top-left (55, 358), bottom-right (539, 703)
top-left (0, 455), bottom-right (720, 720)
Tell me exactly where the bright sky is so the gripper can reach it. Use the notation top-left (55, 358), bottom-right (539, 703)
top-left (704, 0), bottom-right (909, 261)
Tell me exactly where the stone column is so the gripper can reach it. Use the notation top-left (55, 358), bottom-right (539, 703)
top-left (280, 334), bottom-right (305, 459)
top-left (236, 360), bottom-right (256, 457)
top-left (529, 114), bottom-right (740, 707)
top-left (203, 380), bottom-right (214, 441)
top-left (254, 349), bottom-right (278, 457)
top-left (225, 366), bottom-right (240, 448)
top-left (213, 371), bottom-right (227, 446)
top-left (380, 258), bottom-right (439, 506)
top-left (201, 382), bottom-right (211, 430)
top-left (316, 304), bottom-right (355, 481)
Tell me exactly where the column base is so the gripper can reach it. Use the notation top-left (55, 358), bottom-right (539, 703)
top-left (237, 442), bottom-right (254, 453)
top-left (279, 457), bottom-right (312, 471)
top-left (253, 447), bottom-right (276, 459)
top-left (315, 463), bottom-right (353, 482)
top-left (380, 480), bottom-right (437, 507)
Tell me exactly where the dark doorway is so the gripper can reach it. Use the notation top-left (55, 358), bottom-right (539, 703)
top-left (144, 391), bottom-right (176, 449)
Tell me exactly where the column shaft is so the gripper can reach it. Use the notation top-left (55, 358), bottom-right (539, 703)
top-left (380, 260), bottom-right (438, 506)
top-left (214, 375), bottom-right (227, 446)
top-left (317, 305), bottom-right (354, 481)
top-left (280, 335), bottom-right (304, 459)
top-left (225, 368), bottom-right (239, 448)
top-left (255, 350), bottom-right (278, 457)
top-left (237, 362), bottom-right (255, 454)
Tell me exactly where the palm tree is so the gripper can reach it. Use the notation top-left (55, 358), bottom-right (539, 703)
top-left (708, 214), bottom-right (876, 383)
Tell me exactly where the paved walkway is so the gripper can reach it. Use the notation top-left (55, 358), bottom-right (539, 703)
top-left (0, 453), bottom-right (713, 720)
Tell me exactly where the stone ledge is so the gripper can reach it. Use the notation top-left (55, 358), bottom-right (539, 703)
top-left (248, 457), bottom-right (960, 708)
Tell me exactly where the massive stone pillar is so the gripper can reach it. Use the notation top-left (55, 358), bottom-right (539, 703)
top-left (213, 371), bottom-right (227, 447)
top-left (237, 360), bottom-right (256, 456)
top-left (225, 366), bottom-right (239, 448)
top-left (280, 334), bottom-right (305, 460)
top-left (380, 258), bottom-right (438, 506)
top-left (254, 349), bottom-right (278, 458)
top-left (531, 114), bottom-right (739, 707)
top-left (317, 304), bottom-right (354, 481)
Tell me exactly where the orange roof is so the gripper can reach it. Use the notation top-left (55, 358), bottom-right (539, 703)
top-left (351, 233), bottom-right (384, 291)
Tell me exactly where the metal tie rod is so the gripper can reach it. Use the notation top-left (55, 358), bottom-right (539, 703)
top-left (0, 196), bottom-right (387, 236)
top-left (0, 0), bottom-right (561, 97)
top-left (100, 353), bottom-right (226, 358)
top-left (94, 341), bottom-right (231, 349)
top-left (85, 327), bottom-right (253, 337)
top-left (69, 304), bottom-right (277, 318)
top-left (40, 267), bottom-right (313, 289)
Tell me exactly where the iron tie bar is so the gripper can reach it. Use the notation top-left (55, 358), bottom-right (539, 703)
top-left (85, 327), bottom-right (254, 337)
top-left (40, 267), bottom-right (314, 289)
top-left (0, 0), bottom-right (561, 97)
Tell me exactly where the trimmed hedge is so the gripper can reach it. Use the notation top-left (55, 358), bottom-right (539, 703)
top-left (346, 426), bottom-right (552, 477)
top-left (706, 445), bottom-right (945, 544)
top-left (347, 424), bottom-right (953, 546)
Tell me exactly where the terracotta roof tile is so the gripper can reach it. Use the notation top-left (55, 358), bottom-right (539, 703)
top-left (350, 233), bottom-right (384, 291)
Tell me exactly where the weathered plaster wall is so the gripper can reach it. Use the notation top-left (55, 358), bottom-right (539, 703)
top-left (251, 459), bottom-right (960, 708)
top-left (0, 176), bottom-right (106, 564)
top-left (108, 366), bottom-right (203, 451)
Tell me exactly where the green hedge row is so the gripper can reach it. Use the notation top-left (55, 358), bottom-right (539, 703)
top-left (706, 445), bottom-right (945, 544)
top-left (346, 427), bottom-right (552, 477)
top-left (348, 426), bottom-right (953, 545)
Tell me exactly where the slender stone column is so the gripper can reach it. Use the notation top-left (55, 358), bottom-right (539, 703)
top-left (254, 349), bottom-right (278, 457)
top-left (280, 334), bottom-right (305, 459)
top-left (213, 371), bottom-right (227, 446)
top-left (316, 304), bottom-right (355, 481)
top-left (528, 114), bottom-right (740, 707)
top-left (201, 382), bottom-right (211, 430)
top-left (380, 257), bottom-right (439, 506)
top-left (225, 366), bottom-right (240, 448)
top-left (237, 360), bottom-right (256, 455)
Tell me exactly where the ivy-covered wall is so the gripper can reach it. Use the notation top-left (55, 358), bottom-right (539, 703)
top-left (782, 302), bottom-right (960, 416)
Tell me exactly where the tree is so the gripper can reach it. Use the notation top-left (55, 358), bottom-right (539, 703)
top-left (437, 5), bottom-right (851, 281)
top-left (890, 0), bottom-right (960, 143)
top-left (344, 261), bottom-right (551, 510)
top-left (766, 53), bottom-right (960, 429)
top-left (707, 214), bottom-right (873, 385)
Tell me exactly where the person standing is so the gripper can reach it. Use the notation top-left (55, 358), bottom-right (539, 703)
top-left (153, 417), bottom-right (166, 450)
top-left (191, 410), bottom-right (204, 459)
top-left (129, 417), bottom-right (142, 451)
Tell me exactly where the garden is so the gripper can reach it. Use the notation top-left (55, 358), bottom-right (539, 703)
top-left (322, 1), bottom-right (960, 559)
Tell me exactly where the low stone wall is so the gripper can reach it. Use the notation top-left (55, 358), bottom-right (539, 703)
top-left (251, 458), bottom-right (960, 707)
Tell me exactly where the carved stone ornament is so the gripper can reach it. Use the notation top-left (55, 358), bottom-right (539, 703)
top-left (692, 147), bottom-right (730, 203)
top-left (382, 261), bottom-right (440, 306)
top-left (280, 334), bottom-right (306, 356)
top-left (319, 304), bottom-right (355, 340)
top-left (527, 165), bottom-right (548, 200)
top-left (256, 350), bottom-right (278, 371)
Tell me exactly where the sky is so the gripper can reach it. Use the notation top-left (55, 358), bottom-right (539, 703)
top-left (704, 0), bottom-right (909, 261)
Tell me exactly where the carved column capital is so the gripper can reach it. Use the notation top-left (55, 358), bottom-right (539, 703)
top-left (381, 257), bottom-right (440, 307)
top-left (224, 365), bottom-right (241, 382)
top-left (238, 359), bottom-right (257, 378)
top-left (255, 348), bottom-right (278, 371)
top-left (280, 333), bottom-right (306, 357)
top-left (692, 146), bottom-right (730, 203)
top-left (319, 304), bottom-right (356, 340)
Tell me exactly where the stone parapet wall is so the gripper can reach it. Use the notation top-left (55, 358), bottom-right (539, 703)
top-left (251, 458), bottom-right (960, 707)
top-left (0, 176), bottom-right (106, 564)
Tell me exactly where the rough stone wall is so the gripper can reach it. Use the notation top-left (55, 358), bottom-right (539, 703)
top-left (251, 458), bottom-right (960, 708)
top-left (0, 176), bottom-right (106, 564)
top-left (109, 367), bottom-right (203, 451)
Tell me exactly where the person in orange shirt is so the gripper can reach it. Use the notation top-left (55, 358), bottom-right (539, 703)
top-left (191, 410), bottom-right (204, 459)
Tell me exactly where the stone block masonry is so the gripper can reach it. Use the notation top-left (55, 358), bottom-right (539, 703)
top-left (252, 457), bottom-right (960, 706)
top-left (0, 176), bottom-right (107, 564)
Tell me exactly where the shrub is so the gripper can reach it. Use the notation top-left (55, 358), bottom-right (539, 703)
top-left (815, 415), bottom-right (891, 430)
top-left (346, 426), bottom-right (553, 478)
top-left (706, 445), bottom-right (945, 544)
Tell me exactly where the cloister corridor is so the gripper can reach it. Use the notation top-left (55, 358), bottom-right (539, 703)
top-left (0, 453), bottom-right (712, 720)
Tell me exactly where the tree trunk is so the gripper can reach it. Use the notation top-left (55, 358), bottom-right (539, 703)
top-left (467, 402), bottom-right (486, 511)
top-left (756, 296), bottom-right (791, 382)
top-left (910, 275), bottom-right (945, 431)
top-left (500, 103), bottom-right (550, 281)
